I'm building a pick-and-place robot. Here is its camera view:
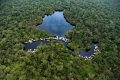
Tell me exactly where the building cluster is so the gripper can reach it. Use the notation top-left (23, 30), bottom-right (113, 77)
top-left (27, 49), bottom-right (37, 53)
top-left (25, 39), bottom-right (37, 43)
top-left (40, 36), bottom-right (70, 42)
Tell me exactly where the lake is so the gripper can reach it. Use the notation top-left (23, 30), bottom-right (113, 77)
top-left (79, 44), bottom-right (98, 57)
top-left (24, 11), bottom-right (74, 51)
top-left (24, 40), bottom-right (41, 51)
top-left (37, 11), bottom-right (74, 37)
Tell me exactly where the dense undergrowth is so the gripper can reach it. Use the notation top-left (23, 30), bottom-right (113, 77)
top-left (0, 0), bottom-right (120, 80)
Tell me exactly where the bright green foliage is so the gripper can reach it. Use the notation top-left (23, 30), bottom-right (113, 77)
top-left (0, 0), bottom-right (120, 80)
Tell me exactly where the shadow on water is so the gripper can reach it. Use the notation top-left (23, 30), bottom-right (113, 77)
top-left (24, 40), bottom-right (40, 51)
top-left (24, 40), bottom-right (47, 51)
top-left (79, 44), bottom-right (98, 57)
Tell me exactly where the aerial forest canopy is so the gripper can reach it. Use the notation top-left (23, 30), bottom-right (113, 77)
top-left (0, 0), bottom-right (120, 80)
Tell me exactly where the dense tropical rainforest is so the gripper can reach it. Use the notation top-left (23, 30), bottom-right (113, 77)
top-left (0, 0), bottom-right (120, 80)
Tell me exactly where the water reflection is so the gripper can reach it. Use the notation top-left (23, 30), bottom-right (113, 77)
top-left (37, 11), bottom-right (74, 37)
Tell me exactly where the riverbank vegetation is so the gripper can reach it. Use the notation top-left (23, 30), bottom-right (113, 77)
top-left (0, 0), bottom-right (120, 79)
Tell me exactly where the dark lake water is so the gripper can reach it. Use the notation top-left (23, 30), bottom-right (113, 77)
top-left (37, 11), bottom-right (74, 37)
top-left (24, 40), bottom-right (41, 51)
top-left (79, 44), bottom-right (98, 57)
top-left (24, 40), bottom-right (48, 51)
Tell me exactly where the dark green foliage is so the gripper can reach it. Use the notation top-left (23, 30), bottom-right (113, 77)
top-left (0, 0), bottom-right (120, 80)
